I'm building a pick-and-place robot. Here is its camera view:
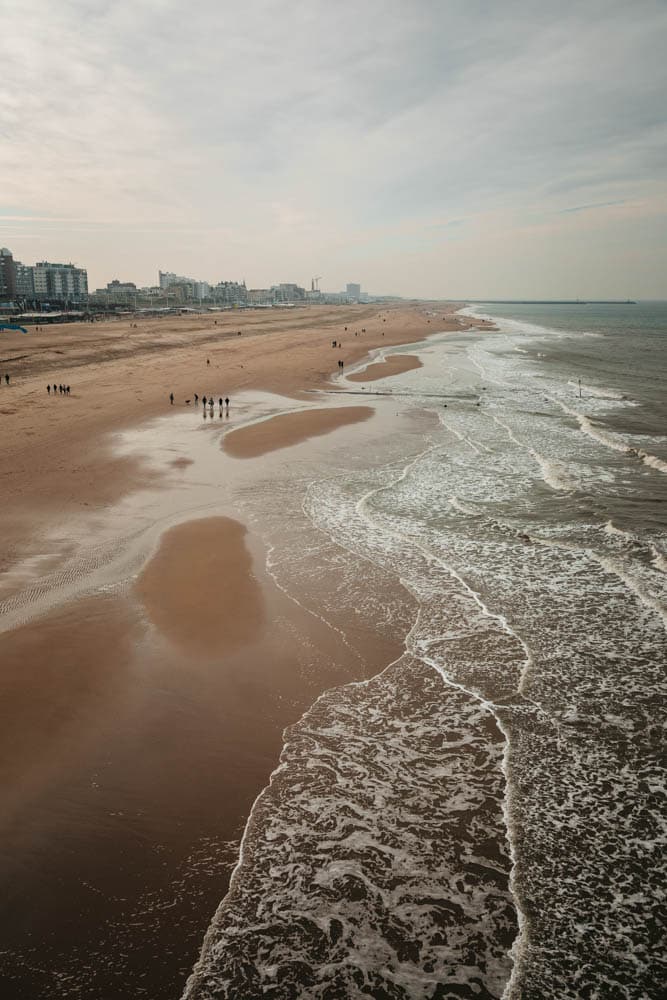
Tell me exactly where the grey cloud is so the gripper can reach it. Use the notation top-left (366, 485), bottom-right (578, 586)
top-left (1, 0), bottom-right (665, 294)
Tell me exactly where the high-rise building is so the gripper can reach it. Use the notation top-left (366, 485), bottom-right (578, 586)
top-left (0, 247), bottom-right (17, 300)
top-left (346, 283), bottom-right (361, 300)
top-left (15, 262), bottom-right (35, 298)
top-left (33, 261), bottom-right (88, 302)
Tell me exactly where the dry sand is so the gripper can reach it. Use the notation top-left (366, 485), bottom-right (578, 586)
top-left (0, 300), bottom-right (481, 997)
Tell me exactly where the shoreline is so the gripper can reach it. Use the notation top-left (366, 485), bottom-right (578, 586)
top-left (0, 303), bottom-right (470, 575)
top-left (0, 301), bottom-right (476, 997)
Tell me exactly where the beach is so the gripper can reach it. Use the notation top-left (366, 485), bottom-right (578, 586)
top-left (0, 302), bottom-right (469, 998)
top-left (2, 300), bottom-right (662, 999)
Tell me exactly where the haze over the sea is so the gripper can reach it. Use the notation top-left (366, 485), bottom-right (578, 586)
top-left (1, 0), bottom-right (666, 298)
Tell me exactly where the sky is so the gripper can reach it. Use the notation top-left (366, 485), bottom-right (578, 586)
top-left (1, 0), bottom-right (666, 298)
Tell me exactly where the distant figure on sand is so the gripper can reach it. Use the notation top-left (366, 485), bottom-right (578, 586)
top-left (225, 397), bottom-right (229, 410)
top-left (53, 383), bottom-right (57, 393)
top-left (47, 384), bottom-right (51, 395)
top-left (218, 397), bottom-right (222, 408)
top-left (194, 393), bottom-right (199, 405)
top-left (5, 374), bottom-right (9, 385)
top-left (169, 392), bottom-right (174, 405)
top-left (207, 358), bottom-right (210, 365)
top-left (66, 385), bottom-right (70, 395)
top-left (202, 395), bottom-right (207, 407)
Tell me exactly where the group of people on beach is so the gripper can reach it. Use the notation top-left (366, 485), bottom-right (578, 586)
top-left (169, 392), bottom-right (230, 412)
top-left (47, 383), bottom-right (71, 395)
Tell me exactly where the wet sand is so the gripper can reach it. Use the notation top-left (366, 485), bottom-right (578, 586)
top-left (0, 303), bottom-right (465, 572)
top-left (0, 512), bottom-right (407, 998)
top-left (346, 353), bottom-right (422, 382)
top-left (0, 301), bottom-right (472, 997)
top-left (136, 518), bottom-right (263, 655)
top-left (222, 405), bottom-right (373, 458)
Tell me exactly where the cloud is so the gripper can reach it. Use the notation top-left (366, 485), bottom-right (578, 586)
top-left (0, 0), bottom-right (665, 295)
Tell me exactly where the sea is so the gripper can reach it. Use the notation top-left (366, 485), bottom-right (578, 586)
top-left (183, 302), bottom-right (667, 999)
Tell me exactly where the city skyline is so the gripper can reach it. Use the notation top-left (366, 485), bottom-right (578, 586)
top-left (1, 1), bottom-right (666, 298)
top-left (0, 243), bottom-right (373, 307)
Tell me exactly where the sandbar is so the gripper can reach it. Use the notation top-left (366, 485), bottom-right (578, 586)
top-left (136, 517), bottom-right (263, 656)
top-left (222, 405), bottom-right (373, 458)
top-left (347, 354), bottom-right (422, 382)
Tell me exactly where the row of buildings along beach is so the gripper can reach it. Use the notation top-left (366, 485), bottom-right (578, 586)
top-left (0, 247), bottom-right (380, 318)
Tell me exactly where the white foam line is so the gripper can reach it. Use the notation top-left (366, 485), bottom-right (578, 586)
top-left (181, 614), bottom-right (417, 1000)
top-left (650, 545), bottom-right (667, 575)
top-left (183, 431), bottom-right (545, 999)
top-left (529, 534), bottom-right (667, 631)
top-left (438, 413), bottom-right (483, 455)
top-left (554, 398), bottom-right (667, 475)
top-left (448, 495), bottom-right (479, 516)
top-left (491, 414), bottom-right (574, 492)
top-left (603, 519), bottom-right (635, 541)
top-left (347, 449), bottom-right (557, 999)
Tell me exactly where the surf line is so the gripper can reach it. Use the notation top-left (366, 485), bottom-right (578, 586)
top-left (346, 441), bottom-right (560, 998)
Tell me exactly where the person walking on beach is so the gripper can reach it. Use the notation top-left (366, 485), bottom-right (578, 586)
top-left (53, 383), bottom-right (57, 394)
top-left (207, 358), bottom-right (210, 366)
top-left (4, 373), bottom-right (9, 385)
top-left (169, 392), bottom-right (174, 405)
top-left (218, 397), bottom-right (223, 408)
top-left (66, 385), bottom-right (70, 395)
top-left (202, 395), bottom-right (207, 408)
top-left (225, 396), bottom-right (229, 410)
top-left (47, 384), bottom-right (51, 395)
top-left (194, 393), bottom-right (199, 405)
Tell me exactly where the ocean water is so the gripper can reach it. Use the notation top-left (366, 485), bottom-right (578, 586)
top-left (185, 303), bottom-right (666, 999)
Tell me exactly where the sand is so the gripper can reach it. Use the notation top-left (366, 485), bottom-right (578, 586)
top-left (0, 300), bottom-right (476, 997)
top-left (136, 517), bottom-right (263, 655)
top-left (223, 405), bottom-right (373, 458)
top-left (346, 353), bottom-right (422, 382)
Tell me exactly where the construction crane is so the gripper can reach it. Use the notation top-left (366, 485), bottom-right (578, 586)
top-left (311, 276), bottom-right (322, 292)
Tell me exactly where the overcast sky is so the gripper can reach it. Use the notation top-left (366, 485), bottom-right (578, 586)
top-left (1, 0), bottom-right (666, 297)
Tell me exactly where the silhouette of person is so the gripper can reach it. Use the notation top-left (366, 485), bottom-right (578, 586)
top-left (4, 374), bottom-right (9, 385)
top-left (225, 397), bottom-right (229, 409)
top-left (53, 383), bottom-right (57, 393)
top-left (47, 384), bottom-right (51, 394)
top-left (218, 397), bottom-right (223, 408)
top-left (202, 395), bottom-right (207, 407)
top-left (169, 392), bottom-right (174, 405)
top-left (66, 385), bottom-right (70, 395)
top-left (194, 393), bottom-right (199, 405)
